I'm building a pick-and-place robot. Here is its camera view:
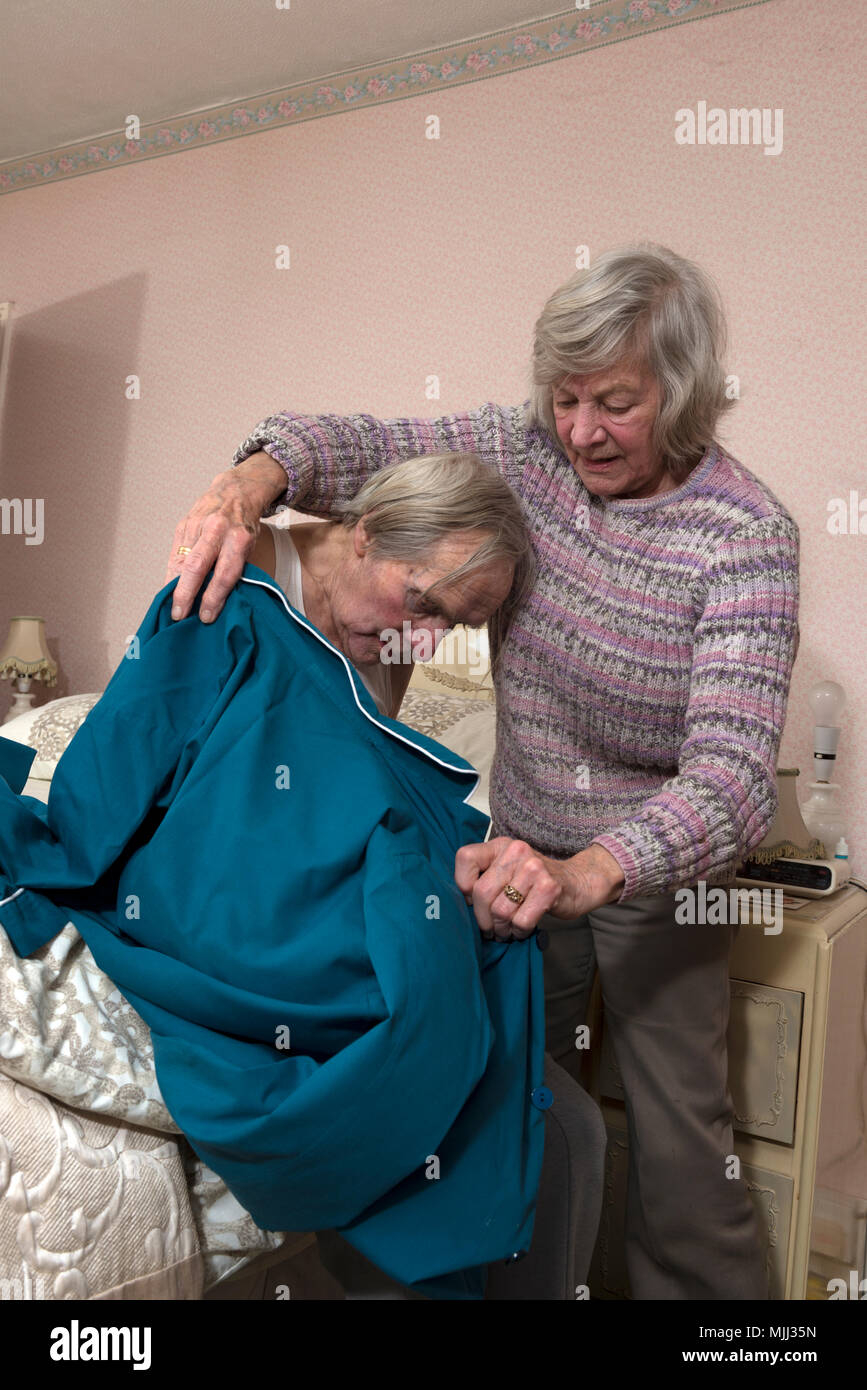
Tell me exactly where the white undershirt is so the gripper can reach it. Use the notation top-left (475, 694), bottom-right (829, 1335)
top-left (267, 524), bottom-right (393, 718)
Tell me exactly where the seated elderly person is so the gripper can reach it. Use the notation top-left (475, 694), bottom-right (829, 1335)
top-left (245, 448), bottom-right (523, 716)
top-left (0, 450), bottom-right (605, 1301)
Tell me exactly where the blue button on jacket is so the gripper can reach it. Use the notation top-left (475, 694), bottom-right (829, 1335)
top-left (0, 565), bottom-right (546, 1299)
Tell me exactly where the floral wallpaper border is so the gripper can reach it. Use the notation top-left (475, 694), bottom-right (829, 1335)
top-left (1, 0), bottom-right (781, 197)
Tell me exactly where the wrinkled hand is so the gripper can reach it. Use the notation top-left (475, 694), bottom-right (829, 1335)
top-left (165, 456), bottom-right (285, 622)
top-left (454, 837), bottom-right (624, 940)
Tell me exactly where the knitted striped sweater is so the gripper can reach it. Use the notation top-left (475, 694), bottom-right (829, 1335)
top-left (231, 402), bottom-right (800, 902)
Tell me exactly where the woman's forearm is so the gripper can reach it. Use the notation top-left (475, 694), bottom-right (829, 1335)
top-left (228, 401), bottom-right (525, 520)
top-left (220, 450), bottom-right (288, 509)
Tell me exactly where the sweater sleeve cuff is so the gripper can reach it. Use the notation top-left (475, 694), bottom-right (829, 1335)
top-left (589, 834), bottom-right (648, 903)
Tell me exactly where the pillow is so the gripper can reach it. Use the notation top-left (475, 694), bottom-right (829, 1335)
top-left (397, 690), bottom-right (496, 819)
top-left (407, 625), bottom-right (494, 702)
top-left (1, 694), bottom-right (102, 780)
top-left (3, 686), bottom-right (498, 814)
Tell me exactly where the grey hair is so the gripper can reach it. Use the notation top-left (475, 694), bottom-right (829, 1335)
top-left (330, 451), bottom-right (536, 680)
top-left (526, 243), bottom-right (735, 483)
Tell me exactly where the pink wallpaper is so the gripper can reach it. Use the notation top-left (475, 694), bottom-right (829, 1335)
top-left (0, 0), bottom-right (863, 872)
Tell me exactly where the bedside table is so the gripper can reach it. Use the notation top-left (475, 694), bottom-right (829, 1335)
top-left (586, 884), bottom-right (867, 1300)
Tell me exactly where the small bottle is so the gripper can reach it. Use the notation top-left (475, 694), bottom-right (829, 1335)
top-left (834, 837), bottom-right (850, 887)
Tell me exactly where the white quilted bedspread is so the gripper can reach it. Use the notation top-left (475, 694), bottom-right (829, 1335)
top-left (0, 919), bottom-right (287, 1299)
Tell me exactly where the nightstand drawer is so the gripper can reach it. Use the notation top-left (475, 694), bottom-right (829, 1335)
top-left (728, 979), bottom-right (804, 1145)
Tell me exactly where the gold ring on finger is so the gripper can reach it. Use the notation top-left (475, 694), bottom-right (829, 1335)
top-left (503, 883), bottom-right (526, 906)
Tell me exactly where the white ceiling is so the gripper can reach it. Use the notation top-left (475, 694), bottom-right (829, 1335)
top-left (1, 0), bottom-right (565, 165)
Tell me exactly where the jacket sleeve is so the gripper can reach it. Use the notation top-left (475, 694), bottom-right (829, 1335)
top-left (591, 514), bottom-right (801, 900)
top-left (0, 577), bottom-right (245, 950)
top-left (230, 401), bottom-right (529, 518)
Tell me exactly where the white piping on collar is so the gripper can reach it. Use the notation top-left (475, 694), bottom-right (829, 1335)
top-left (239, 573), bottom-right (486, 811)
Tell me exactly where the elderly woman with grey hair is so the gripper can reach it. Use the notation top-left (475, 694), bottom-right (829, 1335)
top-left (243, 448), bottom-right (534, 720)
top-left (167, 243), bottom-right (800, 1300)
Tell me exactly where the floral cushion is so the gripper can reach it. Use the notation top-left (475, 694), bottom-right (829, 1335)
top-left (1, 695), bottom-right (102, 780)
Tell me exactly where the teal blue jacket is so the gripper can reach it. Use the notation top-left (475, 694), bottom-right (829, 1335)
top-left (0, 565), bottom-right (546, 1299)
